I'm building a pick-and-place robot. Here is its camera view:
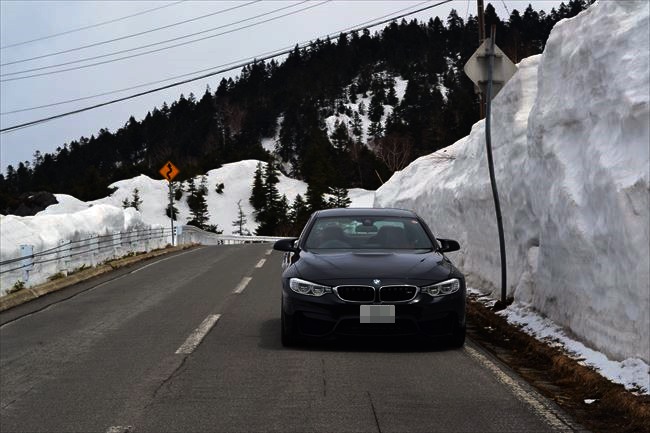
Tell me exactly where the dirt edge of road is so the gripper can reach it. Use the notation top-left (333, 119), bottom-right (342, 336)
top-left (466, 295), bottom-right (650, 433)
top-left (0, 244), bottom-right (199, 312)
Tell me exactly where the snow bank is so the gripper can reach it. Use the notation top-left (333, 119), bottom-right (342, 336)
top-left (375, 1), bottom-right (649, 363)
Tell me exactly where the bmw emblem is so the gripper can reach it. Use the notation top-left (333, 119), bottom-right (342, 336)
top-left (373, 279), bottom-right (381, 286)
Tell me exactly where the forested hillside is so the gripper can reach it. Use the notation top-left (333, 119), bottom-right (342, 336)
top-left (0, 1), bottom-right (591, 214)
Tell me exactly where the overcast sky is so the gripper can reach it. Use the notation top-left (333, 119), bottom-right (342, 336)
top-left (0, 0), bottom-right (565, 172)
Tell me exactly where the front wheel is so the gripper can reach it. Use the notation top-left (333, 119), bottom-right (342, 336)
top-left (448, 324), bottom-right (466, 348)
top-left (281, 306), bottom-right (300, 347)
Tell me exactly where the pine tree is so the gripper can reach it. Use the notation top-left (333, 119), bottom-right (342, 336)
top-left (165, 202), bottom-right (179, 220)
top-left (368, 94), bottom-right (384, 123)
top-left (130, 188), bottom-right (142, 211)
top-left (326, 186), bottom-right (351, 209)
top-left (249, 163), bottom-right (265, 213)
top-left (254, 160), bottom-right (283, 235)
top-left (232, 199), bottom-right (249, 235)
top-left (291, 194), bottom-right (310, 231)
top-left (187, 177), bottom-right (210, 229)
top-left (122, 188), bottom-right (142, 210)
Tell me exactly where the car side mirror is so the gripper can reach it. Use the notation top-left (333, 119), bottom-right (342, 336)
top-left (274, 238), bottom-right (299, 253)
top-left (438, 238), bottom-right (460, 253)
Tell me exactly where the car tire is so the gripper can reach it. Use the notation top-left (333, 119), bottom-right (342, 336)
top-left (448, 324), bottom-right (466, 348)
top-left (281, 306), bottom-right (300, 347)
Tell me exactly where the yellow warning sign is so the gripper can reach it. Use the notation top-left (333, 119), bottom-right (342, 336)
top-left (159, 160), bottom-right (180, 182)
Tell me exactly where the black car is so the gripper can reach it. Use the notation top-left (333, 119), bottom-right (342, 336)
top-left (273, 208), bottom-right (466, 347)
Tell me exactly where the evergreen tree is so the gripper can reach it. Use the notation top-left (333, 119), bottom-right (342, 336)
top-left (368, 93), bottom-right (384, 123)
top-left (122, 188), bottom-right (142, 210)
top-left (290, 194), bottom-right (310, 232)
top-left (165, 202), bottom-right (179, 220)
top-left (326, 186), bottom-right (351, 209)
top-left (186, 177), bottom-right (210, 229)
top-left (231, 199), bottom-right (249, 235)
top-left (254, 160), bottom-right (283, 235)
top-left (130, 188), bottom-right (142, 211)
top-left (249, 162), bottom-right (265, 212)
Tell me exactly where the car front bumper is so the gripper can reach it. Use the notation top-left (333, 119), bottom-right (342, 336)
top-left (282, 288), bottom-right (466, 339)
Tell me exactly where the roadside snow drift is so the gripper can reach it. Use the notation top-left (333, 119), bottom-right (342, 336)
top-left (375, 1), bottom-right (650, 363)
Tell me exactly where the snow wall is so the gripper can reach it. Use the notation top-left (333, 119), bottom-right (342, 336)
top-left (375, 1), bottom-right (649, 363)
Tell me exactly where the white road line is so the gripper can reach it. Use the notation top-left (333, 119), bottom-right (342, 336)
top-left (130, 248), bottom-right (202, 274)
top-left (255, 258), bottom-right (266, 268)
top-left (465, 346), bottom-right (574, 432)
top-left (175, 314), bottom-right (221, 355)
top-left (106, 426), bottom-right (133, 433)
top-left (265, 249), bottom-right (273, 256)
top-left (233, 277), bottom-right (252, 294)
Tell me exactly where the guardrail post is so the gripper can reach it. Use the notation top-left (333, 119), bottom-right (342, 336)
top-left (90, 235), bottom-right (99, 266)
top-left (57, 240), bottom-right (71, 276)
top-left (20, 244), bottom-right (34, 284)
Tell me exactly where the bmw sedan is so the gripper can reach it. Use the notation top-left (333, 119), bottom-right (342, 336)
top-left (273, 208), bottom-right (466, 347)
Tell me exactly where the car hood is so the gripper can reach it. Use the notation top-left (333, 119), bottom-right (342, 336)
top-left (294, 250), bottom-right (452, 285)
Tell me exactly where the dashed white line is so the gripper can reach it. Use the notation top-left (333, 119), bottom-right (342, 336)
top-left (175, 314), bottom-right (221, 355)
top-left (265, 249), bottom-right (273, 256)
top-left (255, 258), bottom-right (266, 268)
top-left (233, 277), bottom-right (252, 294)
top-left (106, 426), bottom-right (133, 433)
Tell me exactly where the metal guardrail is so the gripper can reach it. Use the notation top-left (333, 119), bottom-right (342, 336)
top-left (0, 224), bottom-right (287, 292)
top-left (177, 225), bottom-right (287, 245)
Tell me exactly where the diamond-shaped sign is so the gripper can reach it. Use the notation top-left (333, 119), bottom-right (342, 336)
top-left (464, 38), bottom-right (517, 99)
top-left (159, 160), bottom-right (180, 182)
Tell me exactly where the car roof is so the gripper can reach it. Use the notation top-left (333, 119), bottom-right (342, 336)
top-left (313, 208), bottom-right (419, 218)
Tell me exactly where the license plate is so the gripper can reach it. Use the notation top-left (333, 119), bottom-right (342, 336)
top-left (360, 305), bottom-right (395, 323)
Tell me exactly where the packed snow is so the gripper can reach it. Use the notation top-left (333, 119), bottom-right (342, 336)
top-left (375, 1), bottom-right (649, 392)
top-left (0, 160), bottom-right (374, 294)
top-left (1, 0), bottom-right (647, 397)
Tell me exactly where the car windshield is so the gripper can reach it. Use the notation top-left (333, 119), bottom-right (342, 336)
top-left (304, 216), bottom-right (435, 250)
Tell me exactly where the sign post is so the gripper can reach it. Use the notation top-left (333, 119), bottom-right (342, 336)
top-left (463, 27), bottom-right (516, 307)
top-left (159, 161), bottom-right (180, 246)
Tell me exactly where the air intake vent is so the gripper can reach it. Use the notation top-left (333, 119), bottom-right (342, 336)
top-left (336, 285), bottom-right (375, 302)
top-left (379, 285), bottom-right (418, 302)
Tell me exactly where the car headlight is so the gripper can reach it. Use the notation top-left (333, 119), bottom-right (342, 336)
top-left (421, 278), bottom-right (460, 297)
top-left (289, 278), bottom-right (332, 297)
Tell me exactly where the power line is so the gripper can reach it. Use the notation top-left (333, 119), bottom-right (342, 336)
top-left (0, 0), bottom-right (452, 133)
top-left (0, 1), bottom-right (186, 50)
top-left (1, 0), bottom-right (319, 81)
top-left (1, 1), bottom-right (261, 67)
top-left (1, 0), bottom-right (433, 115)
top-left (501, 0), bottom-right (511, 16)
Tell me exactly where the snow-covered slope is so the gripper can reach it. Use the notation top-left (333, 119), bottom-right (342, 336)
top-left (40, 160), bottom-right (373, 236)
top-left (376, 1), bottom-right (649, 364)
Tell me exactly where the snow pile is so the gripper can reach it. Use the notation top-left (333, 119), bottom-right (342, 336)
top-left (1, 204), bottom-right (146, 259)
top-left (375, 0), bottom-right (649, 365)
top-left (1, 160), bottom-right (374, 294)
top-left (0, 204), bottom-right (149, 292)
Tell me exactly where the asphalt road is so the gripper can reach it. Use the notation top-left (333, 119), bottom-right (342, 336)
top-left (0, 244), bottom-right (585, 433)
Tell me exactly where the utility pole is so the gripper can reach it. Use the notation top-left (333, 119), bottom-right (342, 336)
top-left (477, 0), bottom-right (486, 118)
top-left (464, 23), bottom-right (518, 308)
top-left (477, 0), bottom-right (486, 42)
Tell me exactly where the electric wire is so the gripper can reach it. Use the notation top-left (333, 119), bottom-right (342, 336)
top-left (0, 1), bottom-right (261, 67)
top-left (0, 1), bottom-right (185, 50)
top-left (0, 0), bottom-right (317, 81)
top-left (0, 0), bottom-right (452, 133)
top-left (501, 0), bottom-right (511, 16)
top-left (1, 0), bottom-right (433, 115)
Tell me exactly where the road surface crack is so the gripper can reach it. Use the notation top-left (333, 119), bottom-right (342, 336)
top-left (321, 358), bottom-right (327, 397)
top-left (366, 391), bottom-right (382, 433)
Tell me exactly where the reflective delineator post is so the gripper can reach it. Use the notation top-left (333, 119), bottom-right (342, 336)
top-left (169, 181), bottom-right (175, 246)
